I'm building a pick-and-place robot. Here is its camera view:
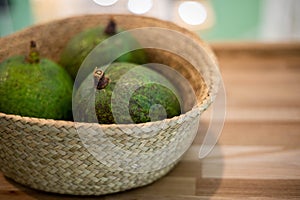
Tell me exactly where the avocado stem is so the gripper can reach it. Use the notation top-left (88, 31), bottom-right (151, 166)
top-left (26, 40), bottom-right (40, 64)
top-left (104, 18), bottom-right (116, 36)
top-left (94, 68), bottom-right (110, 90)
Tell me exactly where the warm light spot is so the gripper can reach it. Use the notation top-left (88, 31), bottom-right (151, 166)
top-left (93, 0), bottom-right (119, 6)
top-left (127, 0), bottom-right (153, 15)
top-left (178, 1), bottom-right (207, 25)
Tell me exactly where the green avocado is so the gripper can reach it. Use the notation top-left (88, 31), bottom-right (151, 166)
top-left (0, 41), bottom-right (73, 120)
top-left (74, 62), bottom-right (181, 124)
top-left (59, 19), bottom-right (147, 81)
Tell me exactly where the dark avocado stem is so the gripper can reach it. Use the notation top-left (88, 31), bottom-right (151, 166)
top-left (104, 18), bottom-right (116, 36)
top-left (26, 40), bottom-right (40, 64)
top-left (93, 68), bottom-right (110, 90)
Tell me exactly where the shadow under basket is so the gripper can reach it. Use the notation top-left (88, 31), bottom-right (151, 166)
top-left (0, 14), bottom-right (220, 195)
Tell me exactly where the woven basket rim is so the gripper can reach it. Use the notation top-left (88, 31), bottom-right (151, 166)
top-left (0, 14), bottom-right (218, 129)
top-left (0, 13), bottom-right (204, 42)
top-left (0, 100), bottom-right (209, 128)
top-left (0, 14), bottom-right (219, 66)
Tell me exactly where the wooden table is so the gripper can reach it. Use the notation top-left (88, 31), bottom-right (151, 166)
top-left (0, 42), bottom-right (299, 199)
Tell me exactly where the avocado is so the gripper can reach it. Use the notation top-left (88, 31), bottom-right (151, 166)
top-left (59, 19), bottom-right (147, 81)
top-left (74, 62), bottom-right (181, 124)
top-left (0, 41), bottom-right (73, 120)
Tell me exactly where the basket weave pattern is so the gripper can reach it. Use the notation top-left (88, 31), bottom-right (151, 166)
top-left (0, 14), bottom-right (219, 195)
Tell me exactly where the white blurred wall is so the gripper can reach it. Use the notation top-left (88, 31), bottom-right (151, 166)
top-left (260, 0), bottom-right (300, 41)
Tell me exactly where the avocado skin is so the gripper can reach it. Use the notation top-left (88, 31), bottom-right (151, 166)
top-left (74, 62), bottom-right (181, 124)
top-left (0, 56), bottom-right (73, 120)
top-left (59, 26), bottom-right (147, 80)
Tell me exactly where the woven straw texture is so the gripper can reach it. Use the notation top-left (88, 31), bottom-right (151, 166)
top-left (0, 14), bottom-right (220, 195)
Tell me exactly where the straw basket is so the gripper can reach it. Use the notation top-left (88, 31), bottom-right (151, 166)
top-left (0, 14), bottom-right (220, 195)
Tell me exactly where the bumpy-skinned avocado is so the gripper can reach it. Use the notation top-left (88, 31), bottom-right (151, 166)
top-left (0, 41), bottom-right (73, 120)
top-left (59, 19), bottom-right (147, 80)
top-left (74, 62), bottom-right (181, 124)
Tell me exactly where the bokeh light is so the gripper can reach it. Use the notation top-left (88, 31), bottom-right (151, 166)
top-left (93, 0), bottom-right (119, 6)
top-left (178, 1), bottom-right (207, 25)
top-left (127, 0), bottom-right (153, 15)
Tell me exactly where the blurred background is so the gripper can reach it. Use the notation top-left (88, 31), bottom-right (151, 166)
top-left (0, 0), bottom-right (299, 42)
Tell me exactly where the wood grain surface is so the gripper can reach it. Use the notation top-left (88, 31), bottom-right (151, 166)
top-left (0, 42), bottom-right (300, 199)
